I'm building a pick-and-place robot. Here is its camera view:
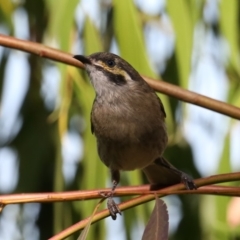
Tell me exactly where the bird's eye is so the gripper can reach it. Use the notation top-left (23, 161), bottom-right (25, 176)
top-left (106, 59), bottom-right (115, 67)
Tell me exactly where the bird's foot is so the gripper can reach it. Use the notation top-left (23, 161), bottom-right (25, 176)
top-left (100, 178), bottom-right (121, 220)
top-left (180, 172), bottom-right (197, 190)
top-left (107, 197), bottom-right (121, 220)
top-left (99, 191), bottom-right (121, 220)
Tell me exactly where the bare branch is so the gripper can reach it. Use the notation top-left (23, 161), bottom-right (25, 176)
top-left (48, 172), bottom-right (240, 240)
top-left (1, 34), bottom-right (240, 120)
top-left (0, 172), bottom-right (239, 206)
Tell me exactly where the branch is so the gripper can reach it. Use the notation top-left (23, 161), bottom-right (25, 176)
top-left (0, 172), bottom-right (239, 239)
top-left (48, 172), bottom-right (240, 240)
top-left (0, 172), bottom-right (239, 207)
top-left (1, 34), bottom-right (240, 120)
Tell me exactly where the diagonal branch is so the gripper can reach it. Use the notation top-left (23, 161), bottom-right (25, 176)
top-left (48, 172), bottom-right (240, 240)
top-left (0, 172), bottom-right (239, 239)
top-left (1, 34), bottom-right (240, 119)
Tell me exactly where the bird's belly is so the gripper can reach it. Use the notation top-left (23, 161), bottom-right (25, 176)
top-left (92, 102), bottom-right (168, 171)
top-left (97, 140), bottom-right (162, 171)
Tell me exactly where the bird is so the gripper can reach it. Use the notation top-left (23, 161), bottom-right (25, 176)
top-left (73, 52), bottom-right (196, 219)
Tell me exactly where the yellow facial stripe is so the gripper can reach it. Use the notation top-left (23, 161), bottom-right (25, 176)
top-left (96, 60), bottom-right (131, 80)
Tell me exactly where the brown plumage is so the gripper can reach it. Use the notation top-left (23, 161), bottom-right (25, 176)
top-left (74, 52), bottom-right (196, 219)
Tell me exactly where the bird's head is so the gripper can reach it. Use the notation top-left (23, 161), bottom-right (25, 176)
top-left (73, 52), bottom-right (145, 97)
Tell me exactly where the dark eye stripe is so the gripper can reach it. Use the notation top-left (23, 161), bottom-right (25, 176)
top-left (95, 65), bottom-right (126, 86)
top-left (107, 72), bottom-right (126, 85)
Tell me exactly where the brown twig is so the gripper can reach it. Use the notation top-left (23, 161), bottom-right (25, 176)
top-left (0, 168), bottom-right (238, 240)
top-left (50, 186), bottom-right (240, 240)
top-left (48, 172), bottom-right (240, 240)
top-left (1, 34), bottom-right (240, 120)
top-left (0, 172), bottom-right (239, 207)
top-left (145, 76), bottom-right (240, 120)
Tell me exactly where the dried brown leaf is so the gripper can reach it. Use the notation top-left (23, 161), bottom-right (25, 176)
top-left (142, 198), bottom-right (169, 240)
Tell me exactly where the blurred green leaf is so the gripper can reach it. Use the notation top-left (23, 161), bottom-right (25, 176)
top-left (113, 0), bottom-right (155, 77)
top-left (83, 16), bottom-right (103, 54)
top-left (0, 0), bottom-right (14, 31)
top-left (219, 0), bottom-right (240, 77)
top-left (214, 131), bottom-right (232, 239)
top-left (166, 0), bottom-right (193, 89)
top-left (46, 0), bottom-right (79, 51)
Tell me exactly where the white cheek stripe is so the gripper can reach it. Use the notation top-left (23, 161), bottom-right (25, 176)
top-left (123, 71), bottom-right (131, 81)
top-left (93, 61), bottom-right (132, 82)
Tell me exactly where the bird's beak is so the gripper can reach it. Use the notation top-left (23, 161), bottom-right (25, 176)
top-left (73, 55), bottom-right (91, 65)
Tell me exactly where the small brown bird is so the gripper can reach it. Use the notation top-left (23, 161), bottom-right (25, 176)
top-left (74, 52), bottom-right (196, 219)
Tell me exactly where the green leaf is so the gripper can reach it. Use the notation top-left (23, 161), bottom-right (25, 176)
top-left (166, 0), bottom-right (193, 89)
top-left (214, 132), bottom-right (232, 239)
top-left (46, 0), bottom-right (79, 51)
top-left (113, 0), bottom-right (155, 77)
top-left (219, 1), bottom-right (240, 76)
top-left (77, 199), bottom-right (104, 240)
top-left (0, 0), bottom-right (14, 31)
top-left (83, 16), bottom-right (104, 54)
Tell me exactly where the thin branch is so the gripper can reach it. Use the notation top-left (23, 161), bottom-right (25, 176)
top-left (145, 76), bottom-right (240, 120)
top-left (0, 34), bottom-right (80, 67)
top-left (0, 172), bottom-right (239, 239)
top-left (1, 34), bottom-right (240, 120)
top-left (49, 183), bottom-right (240, 240)
top-left (0, 172), bottom-right (239, 207)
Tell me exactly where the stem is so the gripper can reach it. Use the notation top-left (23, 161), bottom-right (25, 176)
top-left (1, 34), bottom-right (240, 119)
top-left (0, 172), bottom-right (239, 206)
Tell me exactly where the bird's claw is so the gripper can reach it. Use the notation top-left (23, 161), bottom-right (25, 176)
top-left (107, 197), bottom-right (121, 220)
top-left (181, 173), bottom-right (197, 190)
top-left (99, 191), bottom-right (112, 198)
top-left (99, 191), bottom-right (121, 220)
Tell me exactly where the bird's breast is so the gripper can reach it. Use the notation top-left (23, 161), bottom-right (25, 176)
top-left (91, 95), bottom-right (168, 171)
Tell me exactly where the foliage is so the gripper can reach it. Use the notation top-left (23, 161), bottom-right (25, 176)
top-left (0, 0), bottom-right (240, 239)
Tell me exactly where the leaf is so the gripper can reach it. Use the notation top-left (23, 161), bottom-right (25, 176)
top-left (0, 0), bottom-right (14, 30)
top-left (58, 72), bottom-right (73, 137)
top-left (214, 132), bottom-right (232, 239)
top-left (113, 0), bottom-right (155, 78)
top-left (219, 1), bottom-right (240, 76)
top-left (46, 0), bottom-right (79, 51)
top-left (77, 198), bottom-right (105, 240)
top-left (166, 0), bottom-right (193, 89)
top-left (142, 198), bottom-right (169, 240)
top-left (45, 0), bottom-right (79, 136)
top-left (83, 16), bottom-right (103, 54)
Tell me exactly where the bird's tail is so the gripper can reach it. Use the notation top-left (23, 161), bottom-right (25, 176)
top-left (142, 157), bottom-right (196, 190)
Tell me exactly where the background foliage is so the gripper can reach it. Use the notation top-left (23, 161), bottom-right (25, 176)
top-left (0, 0), bottom-right (240, 239)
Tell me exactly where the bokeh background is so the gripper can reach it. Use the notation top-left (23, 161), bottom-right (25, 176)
top-left (0, 0), bottom-right (240, 239)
